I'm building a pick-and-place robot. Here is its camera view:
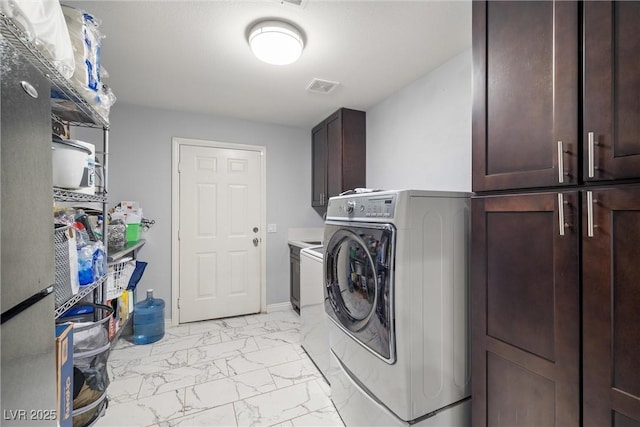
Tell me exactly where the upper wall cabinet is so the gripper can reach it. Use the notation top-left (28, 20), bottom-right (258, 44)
top-left (312, 123), bottom-right (328, 208)
top-left (584, 2), bottom-right (640, 182)
top-left (472, 1), bottom-right (579, 192)
top-left (311, 108), bottom-right (366, 213)
top-left (474, 0), bottom-right (640, 193)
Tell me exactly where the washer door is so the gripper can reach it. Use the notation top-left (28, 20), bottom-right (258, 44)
top-left (324, 222), bottom-right (395, 363)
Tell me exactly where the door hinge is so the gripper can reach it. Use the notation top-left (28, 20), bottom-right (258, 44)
top-left (178, 229), bottom-right (181, 240)
top-left (178, 162), bottom-right (182, 173)
top-left (177, 298), bottom-right (180, 309)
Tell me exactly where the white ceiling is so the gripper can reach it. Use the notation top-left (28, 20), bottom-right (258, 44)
top-left (67, 0), bottom-right (471, 128)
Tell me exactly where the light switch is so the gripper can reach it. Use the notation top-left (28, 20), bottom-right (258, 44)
top-left (267, 224), bottom-right (277, 233)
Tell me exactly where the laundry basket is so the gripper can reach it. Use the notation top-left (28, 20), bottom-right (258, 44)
top-left (106, 258), bottom-right (135, 300)
top-left (57, 304), bottom-right (113, 427)
top-left (72, 390), bottom-right (107, 427)
top-left (72, 342), bottom-right (109, 427)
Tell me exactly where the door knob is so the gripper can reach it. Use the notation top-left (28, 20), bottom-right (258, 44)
top-left (253, 238), bottom-right (259, 247)
top-left (253, 227), bottom-right (259, 233)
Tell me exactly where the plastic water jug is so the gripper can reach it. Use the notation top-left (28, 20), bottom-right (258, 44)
top-left (133, 289), bottom-right (165, 345)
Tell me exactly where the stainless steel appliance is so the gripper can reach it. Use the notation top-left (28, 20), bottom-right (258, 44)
top-left (324, 190), bottom-right (471, 426)
top-left (1, 40), bottom-right (58, 425)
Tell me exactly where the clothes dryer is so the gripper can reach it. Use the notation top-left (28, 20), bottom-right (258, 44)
top-left (323, 190), bottom-right (471, 425)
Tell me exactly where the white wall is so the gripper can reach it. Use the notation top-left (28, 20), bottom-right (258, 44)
top-left (366, 49), bottom-right (472, 192)
top-left (73, 48), bottom-right (471, 315)
top-left (74, 104), bottom-right (323, 312)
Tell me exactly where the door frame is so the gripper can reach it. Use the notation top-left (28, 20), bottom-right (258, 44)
top-left (171, 137), bottom-right (267, 326)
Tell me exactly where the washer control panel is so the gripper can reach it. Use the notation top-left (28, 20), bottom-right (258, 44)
top-left (327, 194), bottom-right (396, 220)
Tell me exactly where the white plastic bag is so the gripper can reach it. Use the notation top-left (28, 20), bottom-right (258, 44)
top-left (61, 5), bottom-right (103, 96)
top-left (0, 0), bottom-right (75, 78)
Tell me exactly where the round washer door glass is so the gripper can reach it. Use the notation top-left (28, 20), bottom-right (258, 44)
top-left (325, 225), bottom-right (393, 334)
top-left (330, 231), bottom-right (378, 331)
top-left (325, 223), bottom-right (395, 362)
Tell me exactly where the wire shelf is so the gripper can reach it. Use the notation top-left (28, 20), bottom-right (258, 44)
top-left (0, 12), bottom-right (109, 129)
top-left (54, 189), bottom-right (107, 203)
top-left (2, 11), bottom-right (113, 324)
top-left (54, 274), bottom-right (107, 318)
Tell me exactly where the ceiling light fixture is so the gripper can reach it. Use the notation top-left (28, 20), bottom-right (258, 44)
top-left (248, 20), bottom-right (304, 65)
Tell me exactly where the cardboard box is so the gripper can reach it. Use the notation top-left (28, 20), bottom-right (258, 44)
top-left (55, 323), bottom-right (73, 427)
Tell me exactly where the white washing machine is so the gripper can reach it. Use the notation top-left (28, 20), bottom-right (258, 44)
top-left (323, 190), bottom-right (471, 426)
top-left (300, 245), bottom-right (330, 381)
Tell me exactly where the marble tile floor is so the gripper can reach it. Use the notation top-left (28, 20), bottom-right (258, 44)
top-left (95, 308), bottom-right (344, 427)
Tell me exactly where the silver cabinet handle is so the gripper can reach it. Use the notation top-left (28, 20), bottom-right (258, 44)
top-left (558, 141), bottom-right (565, 183)
top-left (587, 191), bottom-right (595, 237)
top-left (558, 193), bottom-right (565, 236)
top-left (588, 132), bottom-right (596, 178)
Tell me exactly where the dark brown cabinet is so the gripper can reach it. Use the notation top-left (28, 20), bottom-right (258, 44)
top-left (584, 2), bottom-right (640, 183)
top-left (472, 1), bottom-right (579, 192)
top-left (311, 124), bottom-right (328, 208)
top-left (472, 1), bottom-right (640, 425)
top-left (472, 189), bottom-right (640, 426)
top-left (311, 108), bottom-right (366, 213)
top-left (471, 192), bottom-right (580, 426)
top-left (473, 0), bottom-right (640, 192)
top-left (582, 186), bottom-right (640, 425)
top-left (289, 244), bottom-right (301, 314)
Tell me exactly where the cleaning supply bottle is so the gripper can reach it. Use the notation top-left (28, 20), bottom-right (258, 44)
top-left (133, 289), bottom-right (165, 345)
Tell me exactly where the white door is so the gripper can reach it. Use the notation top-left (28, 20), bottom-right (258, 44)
top-left (178, 142), bottom-right (263, 323)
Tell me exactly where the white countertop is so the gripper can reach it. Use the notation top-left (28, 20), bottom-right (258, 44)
top-left (288, 239), bottom-right (323, 249)
top-left (301, 245), bottom-right (324, 259)
top-left (287, 227), bottom-right (323, 249)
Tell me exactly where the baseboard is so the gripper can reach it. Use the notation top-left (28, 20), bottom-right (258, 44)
top-left (267, 302), bottom-right (292, 313)
top-left (165, 304), bottom-right (291, 327)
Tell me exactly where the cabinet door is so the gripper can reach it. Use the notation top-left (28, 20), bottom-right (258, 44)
top-left (326, 111), bottom-right (343, 200)
top-left (472, 1), bottom-right (579, 192)
top-left (583, 186), bottom-right (640, 425)
top-left (584, 2), bottom-right (640, 182)
top-left (338, 109), bottom-right (366, 195)
top-left (471, 192), bottom-right (580, 426)
top-left (311, 124), bottom-right (327, 207)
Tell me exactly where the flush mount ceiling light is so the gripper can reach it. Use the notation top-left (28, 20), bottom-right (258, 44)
top-left (248, 20), bottom-right (304, 65)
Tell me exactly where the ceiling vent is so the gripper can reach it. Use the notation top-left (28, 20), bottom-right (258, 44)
top-left (307, 78), bottom-right (339, 94)
top-left (276, 0), bottom-right (308, 8)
